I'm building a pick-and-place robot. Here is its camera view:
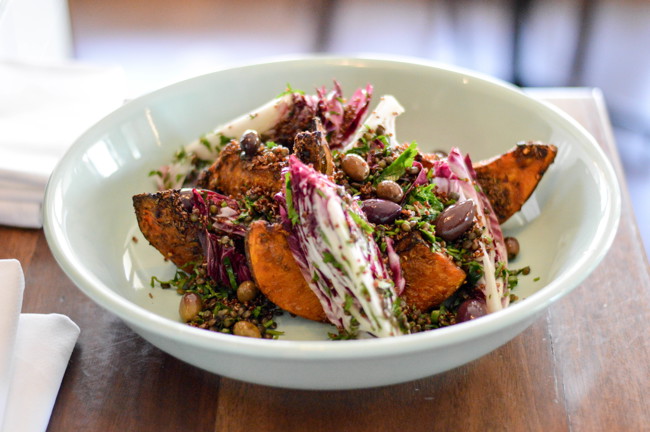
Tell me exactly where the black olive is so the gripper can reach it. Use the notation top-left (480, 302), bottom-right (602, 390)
top-left (435, 199), bottom-right (476, 241)
top-left (505, 237), bottom-right (520, 260)
top-left (240, 130), bottom-right (261, 158)
top-left (361, 199), bottom-right (402, 224)
top-left (179, 292), bottom-right (202, 322)
top-left (433, 149), bottom-right (448, 158)
top-left (237, 280), bottom-right (259, 303)
top-left (456, 298), bottom-right (487, 322)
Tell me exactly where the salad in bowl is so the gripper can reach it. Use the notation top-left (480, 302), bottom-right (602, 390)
top-left (133, 82), bottom-right (556, 340)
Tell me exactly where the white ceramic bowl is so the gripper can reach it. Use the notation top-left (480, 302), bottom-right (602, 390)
top-left (44, 56), bottom-right (620, 390)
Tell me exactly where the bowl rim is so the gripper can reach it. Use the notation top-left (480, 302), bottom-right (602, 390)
top-left (43, 54), bottom-right (621, 361)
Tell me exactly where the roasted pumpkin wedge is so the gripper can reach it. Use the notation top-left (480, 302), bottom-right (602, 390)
top-left (197, 119), bottom-right (334, 199)
top-left (421, 142), bottom-right (557, 223)
top-left (473, 141), bottom-right (557, 223)
top-left (245, 220), bottom-right (328, 322)
top-left (196, 139), bottom-right (287, 199)
top-left (395, 232), bottom-right (466, 312)
top-left (132, 189), bottom-right (203, 271)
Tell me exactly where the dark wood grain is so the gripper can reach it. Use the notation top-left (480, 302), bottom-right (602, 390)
top-left (0, 91), bottom-right (647, 431)
top-left (215, 317), bottom-right (568, 432)
top-left (0, 226), bottom-right (39, 265)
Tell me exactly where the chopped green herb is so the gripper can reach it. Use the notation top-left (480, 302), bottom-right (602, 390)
top-left (408, 183), bottom-right (444, 213)
top-left (199, 137), bottom-right (212, 151)
top-left (219, 134), bottom-right (233, 147)
top-left (376, 134), bottom-right (390, 147)
top-left (466, 261), bottom-right (484, 285)
top-left (322, 252), bottom-right (344, 271)
top-left (347, 209), bottom-right (374, 234)
top-left (284, 173), bottom-right (299, 225)
top-left (419, 229), bottom-right (438, 246)
top-left (375, 141), bottom-right (418, 184)
top-left (265, 329), bottom-right (285, 338)
top-left (343, 294), bottom-right (354, 313)
top-left (277, 83), bottom-right (305, 97)
top-left (222, 256), bottom-right (238, 291)
top-left (174, 147), bottom-right (188, 162)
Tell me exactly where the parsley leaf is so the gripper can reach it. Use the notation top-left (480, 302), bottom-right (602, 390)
top-left (375, 141), bottom-right (418, 184)
top-left (408, 183), bottom-right (444, 213)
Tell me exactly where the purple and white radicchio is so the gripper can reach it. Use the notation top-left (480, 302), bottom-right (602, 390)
top-left (311, 82), bottom-right (373, 148)
top-left (191, 189), bottom-right (251, 287)
top-left (283, 155), bottom-right (404, 337)
top-left (191, 189), bottom-right (247, 237)
top-left (430, 148), bottom-right (509, 313)
top-left (201, 232), bottom-right (251, 289)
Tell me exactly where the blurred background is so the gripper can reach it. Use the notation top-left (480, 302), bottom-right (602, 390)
top-left (2, 0), bottom-right (648, 253)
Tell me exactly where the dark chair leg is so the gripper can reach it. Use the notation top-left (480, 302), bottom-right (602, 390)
top-left (512, 0), bottom-right (534, 86)
top-left (313, 0), bottom-right (339, 53)
top-left (569, 0), bottom-right (598, 86)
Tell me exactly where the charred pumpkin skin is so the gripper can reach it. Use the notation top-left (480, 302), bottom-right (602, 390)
top-left (133, 190), bottom-right (203, 271)
top-left (245, 221), bottom-right (328, 322)
top-left (473, 142), bottom-right (557, 223)
top-left (292, 117), bottom-right (334, 176)
top-left (395, 232), bottom-right (466, 312)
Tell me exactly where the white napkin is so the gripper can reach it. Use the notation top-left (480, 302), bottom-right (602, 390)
top-left (0, 60), bottom-right (125, 228)
top-left (0, 259), bottom-right (80, 432)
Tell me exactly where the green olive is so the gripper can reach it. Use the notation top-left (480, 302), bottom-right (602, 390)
top-left (376, 180), bottom-right (404, 203)
top-left (237, 280), bottom-right (259, 303)
top-left (341, 153), bottom-right (370, 181)
top-left (179, 292), bottom-right (202, 322)
top-left (233, 321), bottom-right (262, 338)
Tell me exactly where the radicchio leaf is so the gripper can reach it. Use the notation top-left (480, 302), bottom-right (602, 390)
top-left (344, 95), bottom-right (405, 152)
top-left (321, 82), bottom-right (373, 147)
top-left (385, 237), bottom-right (405, 296)
top-left (430, 148), bottom-right (509, 312)
top-left (282, 155), bottom-right (405, 337)
top-left (201, 232), bottom-right (251, 289)
top-left (191, 189), bottom-right (247, 236)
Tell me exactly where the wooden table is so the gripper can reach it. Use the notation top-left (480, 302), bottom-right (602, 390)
top-left (2, 89), bottom-right (649, 431)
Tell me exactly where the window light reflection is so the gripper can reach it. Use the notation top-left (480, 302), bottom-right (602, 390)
top-left (82, 138), bottom-right (120, 178)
